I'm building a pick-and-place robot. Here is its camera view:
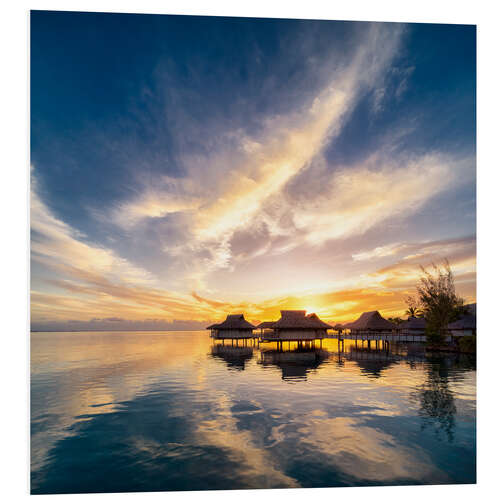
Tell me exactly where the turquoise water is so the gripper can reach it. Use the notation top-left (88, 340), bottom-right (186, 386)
top-left (30, 331), bottom-right (476, 494)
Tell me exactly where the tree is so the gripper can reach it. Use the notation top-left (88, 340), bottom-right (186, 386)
top-left (387, 316), bottom-right (404, 325)
top-left (411, 260), bottom-right (465, 345)
top-left (404, 296), bottom-right (424, 318)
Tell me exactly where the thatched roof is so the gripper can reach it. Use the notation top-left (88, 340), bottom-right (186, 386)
top-left (256, 321), bottom-right (276, 329)
top-left (448, 315), bottom-right (476, 330)
top-left (333, 323), bottom-right (344, 330)
top-left (273, 310), bottom-right (333, 329)
top-left (399, 316), bottom-right (427, 330)
top-left (465, 303), bottom-right (476, 315)
top-left (206, 323), bottom-right (221, 330)
top-left (344, 311), bottom-right (394, 330)
top-left (206, 314), bottom-right (255, 330)
top-left (306, 313), bottom-right (334, 329)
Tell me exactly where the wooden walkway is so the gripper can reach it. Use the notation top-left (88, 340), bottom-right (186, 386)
top-left (327, 332), bottom-right (468, 343)
top-left (328, 332), bottom-right (426, 344)
top-left (212, 331), bottom-right (468, 347)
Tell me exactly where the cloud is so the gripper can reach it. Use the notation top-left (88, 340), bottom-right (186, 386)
top-left (191, 292), bottom-right (229, 309)
top-left (31, 234), bottom-right (476, 330)
top-left (394, 65), bottom-right (415, 100)
top-left (188, 25), bottom-right (405, 244)
top-left (110, 177), bottom-right (201, 229)
top-left (104, 22), bottom-right (474, 294)
top-left (31, 173), bottom-right (156, 286)
top-left (30, 171), bottom-right (221, 324)
top-left (367, 236), bottom-right (476, 290)
top-left (352, 236), bottom-right (475, 263)
top-left (352, 243), bottom-right (409, 261)
top-left (187, 234), bottom-right (476, 324)
top-left (104, 24), bottom-right (406, 283)
top-left (280, 152), bottom-right (472, 247)
top-left (217, 150), bottom-right (473, 273)
top-left (31, 317), bottom-right (209, 332)
top-left (372, 64), bottom-right (415, 114)
top-left (30, 21), bottom-right (476, 329)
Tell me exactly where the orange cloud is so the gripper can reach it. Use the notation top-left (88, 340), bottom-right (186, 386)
top-left (32, 240), bottom-right (476, 329)
top-left (31, 167), bottom-right (475, 330)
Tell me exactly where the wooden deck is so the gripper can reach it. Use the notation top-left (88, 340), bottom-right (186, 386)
top-left (328, 332), bottom-right (424, 343)
top-left (211, 330), bottom-right (471, 346)
top-left (328, 331), bottom-right (470, 343)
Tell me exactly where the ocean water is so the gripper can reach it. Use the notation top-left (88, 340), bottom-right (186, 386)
top-left (30, 331), bottom-right (476, 494)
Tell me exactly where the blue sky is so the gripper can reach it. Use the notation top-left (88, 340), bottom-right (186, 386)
top-left (30, 11), bottom-right (476, 330)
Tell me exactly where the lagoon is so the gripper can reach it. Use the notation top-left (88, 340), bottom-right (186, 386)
top-left (30, 331), bottom-right (476, 494)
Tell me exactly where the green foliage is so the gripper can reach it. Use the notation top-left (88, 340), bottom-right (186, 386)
top-left (408, 260), bottom-right (465, 345)
top-left (458, 335), bottom-right (476, 353)
top-left (404, 297), bottom-right (424, 318)
top-left (387, 317), bottom-right (404, 324)
top-left (424, 326), bottom-right (444, 346)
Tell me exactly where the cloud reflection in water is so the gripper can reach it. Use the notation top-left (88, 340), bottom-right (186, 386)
top-left (31, 332), bottom-right (476, 493)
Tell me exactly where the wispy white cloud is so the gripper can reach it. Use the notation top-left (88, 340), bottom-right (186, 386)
top-left (105, 20), bottom-right (475, 294)
top-left (111, 183), bottom-right (201, 229)
top-left (106, 24), bottom-right (409, 286)
top-left (352, 243), bottom-right (409, 261)
top-left (30, 170), bottom-right (218, 323)
top-left (283, 153), bottom-right (471, 247)
top-left (366, 235), bottom-right (476, 291)
top-left (394, 65), bottom-right (416, 100)
top-left (31, 172), bottom-right (156, 286)
top-left (225, 151), bottom-right (473, 268)
top-left (355, 236), bottom-right (475, 266)
top-left (30, 20), bottom-right (476, 329)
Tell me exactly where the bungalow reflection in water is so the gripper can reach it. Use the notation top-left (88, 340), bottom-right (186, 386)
top-left (259, 348), bottom-right (330, 381)
top-left (210, 344), bottom-right (254, 370)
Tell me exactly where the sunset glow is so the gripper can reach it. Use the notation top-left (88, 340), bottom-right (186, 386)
top-left (30, 14), bottom-right (476, 331)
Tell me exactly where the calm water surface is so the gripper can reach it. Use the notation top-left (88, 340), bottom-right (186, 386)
top-left (31, 331), bottom-right (476, 494)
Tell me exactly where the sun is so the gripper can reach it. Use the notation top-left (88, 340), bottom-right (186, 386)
top-left (303, 304), bottom-right (321, 315)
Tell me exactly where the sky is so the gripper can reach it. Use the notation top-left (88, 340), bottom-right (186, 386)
top-left (30, 11), bottom-right (476, 331)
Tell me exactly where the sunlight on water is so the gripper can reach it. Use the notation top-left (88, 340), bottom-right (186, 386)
top-left (31, 331), bottom-right (476, 493)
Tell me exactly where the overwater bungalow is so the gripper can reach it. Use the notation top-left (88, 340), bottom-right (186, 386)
top-left (344, 310), bottom-right (395, 335)
top-left (255, 321), bottom-right (276, 334)
top-left (465, 303), bottom-right (476, 315)
top-left (207, 314), bottom-right (256, 340)
top-left (260, 310), bottom-right (333, 342)
top-left (447, 315), bottom-right (476, 336)
top-left (398, 316), bottom-right (427, 335)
